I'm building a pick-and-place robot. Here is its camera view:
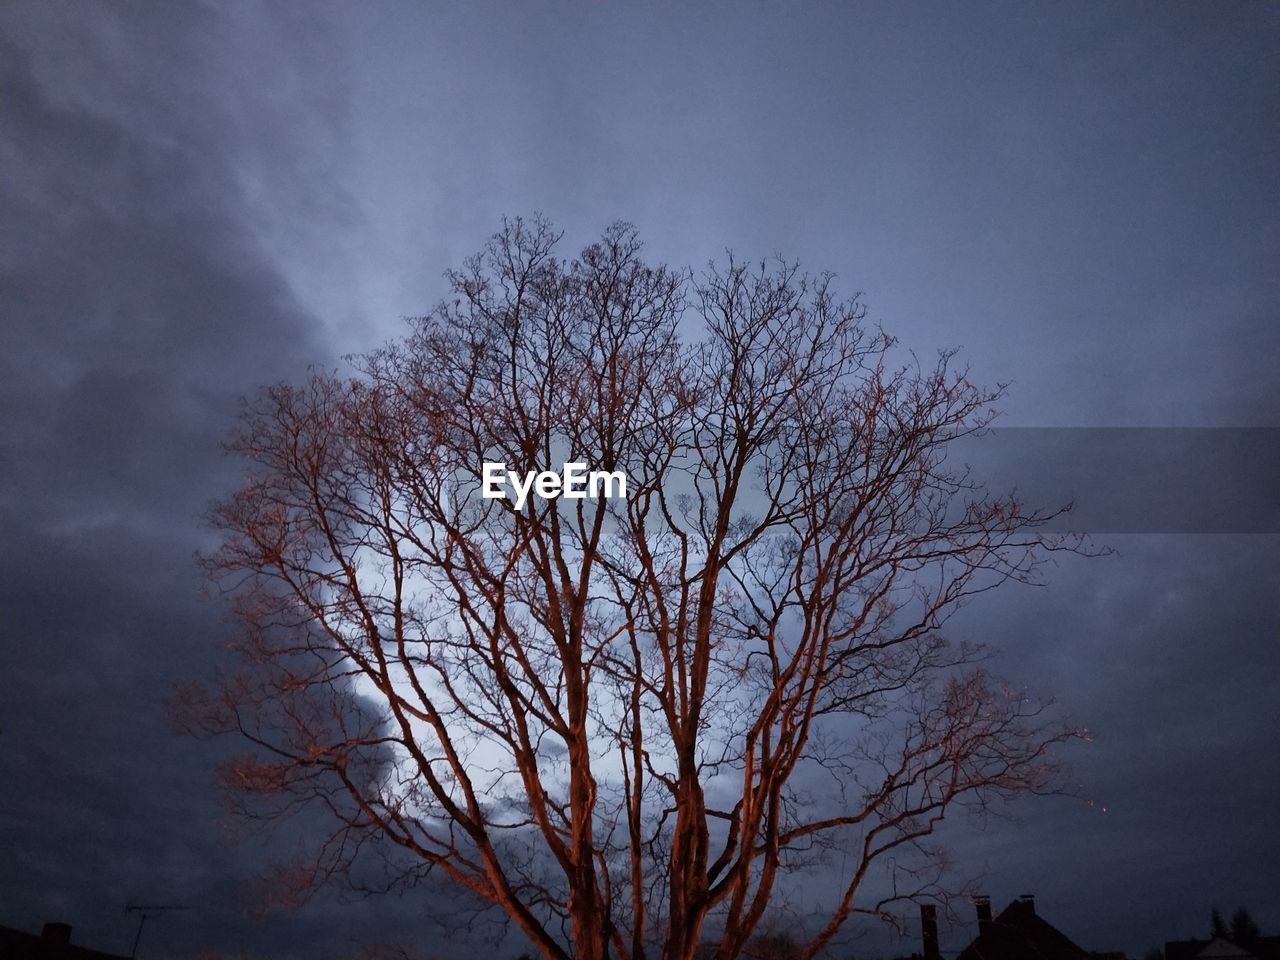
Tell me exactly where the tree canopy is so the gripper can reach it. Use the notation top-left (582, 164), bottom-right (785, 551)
top-left (186, 217), bottom-right (1081, 960)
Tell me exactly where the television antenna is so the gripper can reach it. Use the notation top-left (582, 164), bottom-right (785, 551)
top-left (124, 903), bottom-right (191, 959)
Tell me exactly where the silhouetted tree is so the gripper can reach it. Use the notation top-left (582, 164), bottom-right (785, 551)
top-left (1211, 908), bottom-right (1228, 940)
top-left (186, 217), bottom-right (1082, 960)
top-left (1230, 908), bottom-right (1260, 948)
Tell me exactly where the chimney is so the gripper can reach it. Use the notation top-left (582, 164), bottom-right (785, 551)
top-left (1018, 894), bottom-right (1036, 916)
top-left (975, 895), bottom-right (993, 935)
top-left (41, 923), bottom-right (72, 945)
top-left (920, 904), bottom-right (940, 960)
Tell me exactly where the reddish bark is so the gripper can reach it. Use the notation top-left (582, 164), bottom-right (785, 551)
top-left (183, 217), bottom-right (1082, 960)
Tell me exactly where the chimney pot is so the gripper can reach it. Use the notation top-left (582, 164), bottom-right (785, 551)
top-left (920, 904), bottom-right (940, 960)
top-left (1018, 894), bottom-right (1036, 915)
top-left (41, 923), bottom-right (72, 945)
top-left (975, 895), bottom-right (993, 934)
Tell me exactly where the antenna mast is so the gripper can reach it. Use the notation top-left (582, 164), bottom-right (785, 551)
top-left (124, 903), bottom-right (191, 959)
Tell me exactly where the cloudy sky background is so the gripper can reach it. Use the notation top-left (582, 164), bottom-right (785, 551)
top-left (2, 3), bottom-right (1277, 958)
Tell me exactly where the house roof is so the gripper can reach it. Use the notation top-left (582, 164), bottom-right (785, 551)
top-left (1195, 940), bottom-right (1258, 960)
top-left (0, 925), bottom-right (130, 960)
top-left (1167, 937), bottom-right (1280, 960)
top-left (955, 898), bottom-right (1090, 960)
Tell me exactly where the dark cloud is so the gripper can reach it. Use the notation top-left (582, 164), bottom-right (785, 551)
top-left (934, 534), bottom-right (1280, 954)
top-left (0, 5), bottom-right (431, 957)
top-left (1, 2), bottom-right (1276, 958)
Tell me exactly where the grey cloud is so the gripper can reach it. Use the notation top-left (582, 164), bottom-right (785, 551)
top-left (2, 2), bottom-right (1277, 957)
top-left (0, 5), bottom-right (429, 958)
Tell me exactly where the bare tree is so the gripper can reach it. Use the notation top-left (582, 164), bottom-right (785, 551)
top-left (184, 217), bottom-right (1082, 960)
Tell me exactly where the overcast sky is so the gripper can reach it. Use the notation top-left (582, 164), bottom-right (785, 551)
top-left (1, 3), bottom-right (1277, 959)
